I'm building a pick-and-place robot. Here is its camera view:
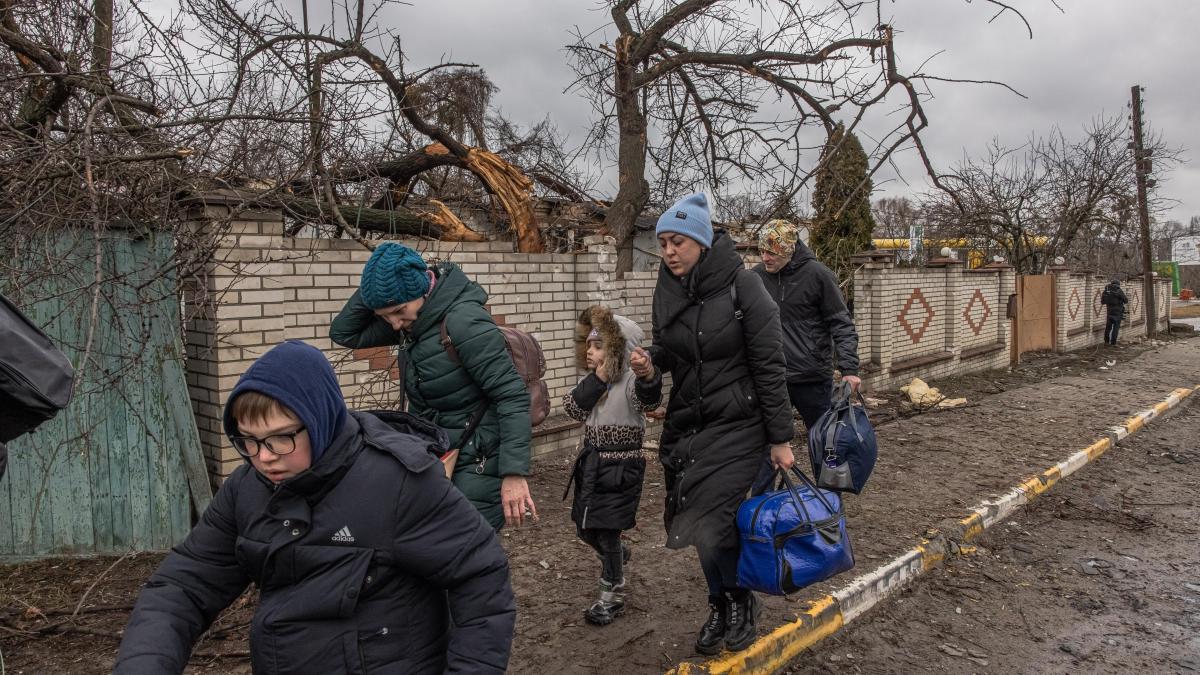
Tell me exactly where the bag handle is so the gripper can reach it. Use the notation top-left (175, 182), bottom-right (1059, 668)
top-left (778, 466), bottom-right (840, 518)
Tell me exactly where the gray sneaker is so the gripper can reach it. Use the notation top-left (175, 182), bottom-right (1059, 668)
top-left (584, 578), bottom-right (626, 626)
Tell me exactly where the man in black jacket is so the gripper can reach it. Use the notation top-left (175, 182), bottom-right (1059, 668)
top-left (115, 340), bottom-right (515, 674)
top-left (1101, 277), bottom-right (1128, 346)
top-left (752, 220), bottom-right (860, 426)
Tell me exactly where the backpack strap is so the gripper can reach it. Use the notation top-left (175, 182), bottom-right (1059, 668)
top-left (458, 402), bottom-right (488, 454)
top-left (438, 317), bottom-right (489, 454)
top-left (396, 348), bottom-right (409, 412)
top-left (440, 317), bottom-right (462, 366)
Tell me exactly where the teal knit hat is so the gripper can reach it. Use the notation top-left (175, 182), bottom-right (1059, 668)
top-left (359, 242), bottom-right (430, 309)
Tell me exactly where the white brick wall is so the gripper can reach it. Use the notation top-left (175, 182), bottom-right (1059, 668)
top-left (187, 205), bottom-right (1173, 483)
top-left (853, 255), bottom-right (1014, 392)
top-left (184, 214), bottom-right (668, 481)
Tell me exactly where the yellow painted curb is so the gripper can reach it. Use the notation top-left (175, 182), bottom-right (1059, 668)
top-left (666, 384), bottom-right (1197, 675)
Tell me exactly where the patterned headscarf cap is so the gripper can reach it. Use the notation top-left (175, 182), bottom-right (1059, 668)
top-left (759, 219), bottom-right (799, 257)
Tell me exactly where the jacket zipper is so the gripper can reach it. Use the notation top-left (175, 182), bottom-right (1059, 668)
top-left (358, 626), bottom-right (389, 673)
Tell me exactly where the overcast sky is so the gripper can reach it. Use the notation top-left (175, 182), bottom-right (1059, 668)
top-left (368, 1), bottom-right (1199, 224)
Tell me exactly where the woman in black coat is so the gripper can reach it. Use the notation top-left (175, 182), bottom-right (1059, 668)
top-left (632, 193), bottom-right (794, 656)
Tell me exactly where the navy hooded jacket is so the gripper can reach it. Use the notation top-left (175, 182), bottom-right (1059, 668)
top-left (115, 341), bottom-right (515, 674)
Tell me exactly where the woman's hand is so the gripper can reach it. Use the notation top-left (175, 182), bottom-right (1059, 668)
top-left (501, 476), bottom-right (539, 528)
top-left (769, 443), bottom-right (795, 470)
top-left (630, 347), bottom-right (655, 381)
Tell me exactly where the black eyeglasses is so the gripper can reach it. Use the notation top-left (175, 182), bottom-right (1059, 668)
top-left (230, 426), bottom-right (307, 458)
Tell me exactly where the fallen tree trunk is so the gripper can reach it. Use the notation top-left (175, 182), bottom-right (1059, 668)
top-left (276, 196), bottom-right (486, 242)
top-left (331, 143), bottom-right (461, 185)
top-left (323, 143), bottom-right (544, 253)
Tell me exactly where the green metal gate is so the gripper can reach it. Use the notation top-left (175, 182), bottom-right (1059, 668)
top-left (0, 228), bottom-right (210, 559)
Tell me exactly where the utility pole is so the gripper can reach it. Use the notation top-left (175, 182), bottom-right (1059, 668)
top-left (1131, 84), bottom-right (1156, 336)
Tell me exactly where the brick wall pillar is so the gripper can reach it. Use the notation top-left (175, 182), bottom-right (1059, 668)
top-left (182, 193), bottom-right (287, 484)
top-left (1092, 275), bottom-right (1108, 346)
top-left (1080, 272), bottom-right (1095, 339)
top-left (850, 251), bottom-right (895, 386)
top-left (1157, 277), bottom-right (1172, 332)
top-left (1048, 264), bottom-right (1072, 352)
top-left (927, 256), bottom-right (965, 368)
top-left (982, 260), bottom-right (1016, 358)
top-left (576, 235), bottom-right (621, 314)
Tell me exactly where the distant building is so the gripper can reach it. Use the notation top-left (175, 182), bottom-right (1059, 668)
top-left (1172, 236), bottom-right (1200, 266)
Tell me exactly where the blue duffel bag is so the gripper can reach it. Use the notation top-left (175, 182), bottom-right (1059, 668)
top-left (808, 381), bottom-right (877, 494)
top-left (736, 467), bottom-right (855, 596)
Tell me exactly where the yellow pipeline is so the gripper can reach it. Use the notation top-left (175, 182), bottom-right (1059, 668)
top-left (872, 236), bottom-right (1050, 250)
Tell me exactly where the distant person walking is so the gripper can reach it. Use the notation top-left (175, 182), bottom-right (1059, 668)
top-left (1101, 277), bottom-right (1128, 346)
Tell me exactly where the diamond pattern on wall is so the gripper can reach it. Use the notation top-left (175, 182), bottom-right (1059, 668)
top-left (898, 288), bottom-right (935, 343)
top-left (1093, 289), bottom-right (1104, 318)
top-left (962, 288), bottom-right (992, 336)
top-left (1128, 288), bottom-right (1140, 317)
top-left (1067, 287), bottom-right (1082, 320)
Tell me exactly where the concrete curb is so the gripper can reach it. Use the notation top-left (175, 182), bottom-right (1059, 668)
top-left (667, 385), bottom-right (1198, 675)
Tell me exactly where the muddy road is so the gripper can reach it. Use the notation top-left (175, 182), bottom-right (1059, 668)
top-left (0, 338), bottom-right (1197, 673)
top-left (796, 402), bottom-right (1200, 674)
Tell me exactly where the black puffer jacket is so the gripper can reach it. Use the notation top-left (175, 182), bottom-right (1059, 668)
top-left (640, 231), bottom-right (793, 551)
top-left (115, 412), bottom-right (515, 674)
top-left (752, 241), bottom-right (858, 383)
top-left (1101, 282), bottom-right (1128, 320)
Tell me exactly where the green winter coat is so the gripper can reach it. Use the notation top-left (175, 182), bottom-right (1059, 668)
top-left (330, 261), bottom-right (532, 528)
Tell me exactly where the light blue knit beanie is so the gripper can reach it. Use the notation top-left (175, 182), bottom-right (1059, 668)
top-left (359, 242), bottom-right (430, 309)
top-left (656, 193), bottom-right (713, 248)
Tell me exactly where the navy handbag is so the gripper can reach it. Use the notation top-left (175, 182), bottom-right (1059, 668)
top-left (807, 381), bottom-right (877, 494)
top-left (736, 467), bottom-right (855, 596)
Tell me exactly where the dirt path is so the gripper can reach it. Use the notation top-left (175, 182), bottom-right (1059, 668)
top-left (1, 337), bottom-right (1197, 673)
top-left (796, 401), bottom-right (1200, 674)
top-left (506, 338), bottom-right (1200, 674)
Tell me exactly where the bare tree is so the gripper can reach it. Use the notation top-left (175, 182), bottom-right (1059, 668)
top-left (921, 115), bottom-right (1180, 274)
top-left (568, 0), bottom-right (1040, 271)
top-left (872, 196), bottom-right (921, 240)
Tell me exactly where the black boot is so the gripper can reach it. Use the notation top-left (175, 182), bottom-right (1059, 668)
top-left (695, 595), bottom-right (727, 655)
top-left (723, 589), bottom-right (760, 652)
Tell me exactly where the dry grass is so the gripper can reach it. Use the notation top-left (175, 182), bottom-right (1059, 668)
top-left (1172, 304), bottom-right (1200, 319)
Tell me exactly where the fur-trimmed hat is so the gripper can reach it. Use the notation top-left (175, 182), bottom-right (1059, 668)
top-left (574, 305), bottom-right (643, 376)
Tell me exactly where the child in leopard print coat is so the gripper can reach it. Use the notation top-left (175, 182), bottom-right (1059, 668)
top-left (563, 305), bottom-right (660, 626)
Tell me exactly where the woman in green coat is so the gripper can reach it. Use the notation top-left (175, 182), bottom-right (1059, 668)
top-left (330, 242), bottom-right (537, 529)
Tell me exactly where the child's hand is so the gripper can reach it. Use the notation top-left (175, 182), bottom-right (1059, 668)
top-left (595, 361), bottom-right (609, 383)
top-left (630, 347), bottom-right (654, 381)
